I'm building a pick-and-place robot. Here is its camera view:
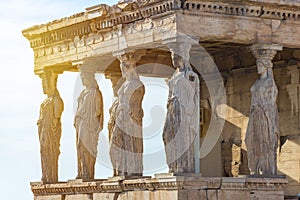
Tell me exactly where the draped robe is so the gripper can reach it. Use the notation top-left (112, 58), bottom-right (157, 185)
top-left (245, 74), bottom-right (279, 175)
top-left (75, 88), bottom-right (103, 179)
top-left (163, 68), bottom-right (199, 174)
top-left (38, 93), bottom-right (63, 183)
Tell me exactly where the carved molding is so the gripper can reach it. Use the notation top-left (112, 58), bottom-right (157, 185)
top-left (23, 0), bottom-right (300, 50)
top-left (30, 176), bottom-right (288, 196)
top-left (22, 0), bottom-right (174, 49)
top-left (184, 0), bottom-right (300, 21)
top-left (31, 14), bottom-right (175, 62)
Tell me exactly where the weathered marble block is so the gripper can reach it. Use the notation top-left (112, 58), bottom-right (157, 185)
top-left (31, 175), bottom-right (288, 200)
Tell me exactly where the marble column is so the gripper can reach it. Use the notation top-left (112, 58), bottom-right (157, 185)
top-left (74, 68), bottom-right (104, 180)
top-left (163, 39), bottom-right (200, 174)
top-left (110, 50), bottom-right (145, 176)
top-left (245, 44), bottom-right (282, 176)
top-left (37, 70), bottom-right (64, 183)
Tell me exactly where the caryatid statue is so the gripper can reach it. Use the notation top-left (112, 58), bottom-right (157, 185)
top-left (74, 69), bottom-right (104, 180)
top-left (37, 71), bottom-right (64, 183)
top-left (163, 41), bottom-right (200, 174)
top-left (245, 44), bottom-right (282, 176)
top-left (107, 74), bottom-right (125, 176)
top-left (110, 50), bottom-right (145, 176)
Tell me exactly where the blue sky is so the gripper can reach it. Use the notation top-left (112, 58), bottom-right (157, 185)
top-left (0, 0), bottom-right (169, 199)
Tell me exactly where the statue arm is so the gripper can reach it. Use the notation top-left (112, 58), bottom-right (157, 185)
top-left (249, 84), bottom-right (257, 113)
top-left (54, 96), bottom-right (64, 119)
top-left (129, 85), bottom-right (145, 121)
top-left (96, 91), bottom-right (104, 131)
top-left (37, 103), bottom-right (43, 125)
top-left (250, 95), bottom-right (255, 113)
top-left (271, 81), bottom-right (278, 105)
top-left (189, 71), bottom-right (200, 106)
top-left (167, 76), bottom-right (175, 102)
top-left (177, 78), bottom-right (197, 117)
top-left (167, 80), bottom-right (173, 100)
top-left (74, 92), bottom-right (85, 128)
top-left (37, 104), bottom-right (43, 138)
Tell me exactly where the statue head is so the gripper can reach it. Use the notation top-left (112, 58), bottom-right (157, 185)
top-left (120, 62), bottom-right (140, 81)
top-left (171, 52), bottom-right (185, 71)
top-left (169, 42), bottom-right (192, 72)
top-left (119, 52), bottom-right (142, 81)
top-left (257, 58), bottom-right (273, 77)
top-left (41, 71), bottom-right (58, 96)
top-left (251, 44), bottom-right (281, 79)
top-left (80, 70), bottom-right (98, 89)
top-left (109, 74), bottom-right (125, 97)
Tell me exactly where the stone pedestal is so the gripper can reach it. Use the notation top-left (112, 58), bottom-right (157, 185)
top-left (31, 175), bottom-right (288, 200)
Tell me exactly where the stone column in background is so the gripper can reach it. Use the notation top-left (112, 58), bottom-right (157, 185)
top-left (37, 70), bottom-right (64, 183)
top-left (287, 64), bottom-right (300, 120)
top-left (110, 50), bottom-right (145, 176)
top-left (245, 44), bottom-right (282, 176)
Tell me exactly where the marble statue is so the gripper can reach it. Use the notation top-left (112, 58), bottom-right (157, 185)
top-left (37, 71), bottom-right (64, 183)
top-left (110, 51), bottom-right (145, 176)
top-left (108, 75), bottom-right (125, 176)
top-left (74, 70), bottom-right (104, 180)
top-left (163, 43), bottom-right (200, 174)
top-left (245, 58), bottom-right (279, 176)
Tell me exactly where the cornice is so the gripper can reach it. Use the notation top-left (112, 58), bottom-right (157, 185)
top-left (183, 0), bottom-right (300, 20)
top-left (22, 0), bottom-right (300, 50)
top-left (22, 0), bottom-right (174, 49)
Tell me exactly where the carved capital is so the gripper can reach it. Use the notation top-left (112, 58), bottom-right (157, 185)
top-left (251, 44), bottom-right (282, 71)
top-left (164, 34), bottom-right (198, 64)
top-left (251, 44), bottom-right (282, 62)
top-left (115, 50), bottom-right (146, 77)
